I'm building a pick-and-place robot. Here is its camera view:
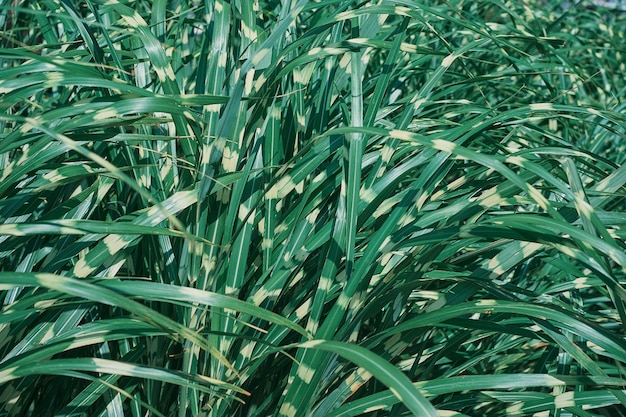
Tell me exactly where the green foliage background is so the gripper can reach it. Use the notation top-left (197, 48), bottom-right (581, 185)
top-left (1, 0), bottom-right (625, 416)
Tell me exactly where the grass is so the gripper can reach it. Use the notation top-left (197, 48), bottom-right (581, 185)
top-left (1, 0), bottom-right (626, 416)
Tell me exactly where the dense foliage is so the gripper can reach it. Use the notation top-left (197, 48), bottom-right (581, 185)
top-left (1, 0), bottom-right (625, 416)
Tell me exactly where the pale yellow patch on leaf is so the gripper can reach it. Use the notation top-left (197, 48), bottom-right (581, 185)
top-left (336, 293), bottom-right (351, 309)
top-left (295, 299), bottom-right (311, 320)
top-left (104, 234), bottom-right (128, 256)
top-left (505, 155), bottom-right (527, 166)
top-left (296, 363), bottom-right (316, 384)
top-left (93, 109), bottom-right (120, 121)
top-left (240, 343), bottom-right (254, 360)
top-left (389, 129), bottom-right (414, 141)
top-left (389, 387), bottom-right (403, 402)
top-left (441, 54), bottom-right (457, 68)
top-left (363, 405), bottom-right (386, 413)
top-left (252, 48), bottom-right (271, 67)
top-left (361, 187), bottom-right (377, 204)
top-left (432, 139), bottom-right (456, 153)
top-left (529, 103), bottom-right (555, 111)
top-left (278, 403), bottom-right (298, 417)
top-left (222, 146), bottom-right (238, 172)
top-left (74, 258), bottom-right (96, 278)
top-left (266, 176), bottom-right (296, 199)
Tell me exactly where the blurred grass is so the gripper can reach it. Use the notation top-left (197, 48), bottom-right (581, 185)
top-left (1, 0), bottom-right (626, 416)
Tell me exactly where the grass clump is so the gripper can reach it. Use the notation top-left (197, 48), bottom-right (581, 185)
top-left (1, 0), bottom-right (625, 416)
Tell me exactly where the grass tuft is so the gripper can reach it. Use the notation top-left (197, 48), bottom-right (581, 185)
top-left (1, 1), bottom-right (625, 416)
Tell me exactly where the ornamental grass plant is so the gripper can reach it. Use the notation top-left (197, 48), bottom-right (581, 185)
top-left (1, 0), bottom-right (625, 416)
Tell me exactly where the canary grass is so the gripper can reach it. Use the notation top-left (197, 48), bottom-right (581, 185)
top-left (1, 0), bottom-right (625, 416)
